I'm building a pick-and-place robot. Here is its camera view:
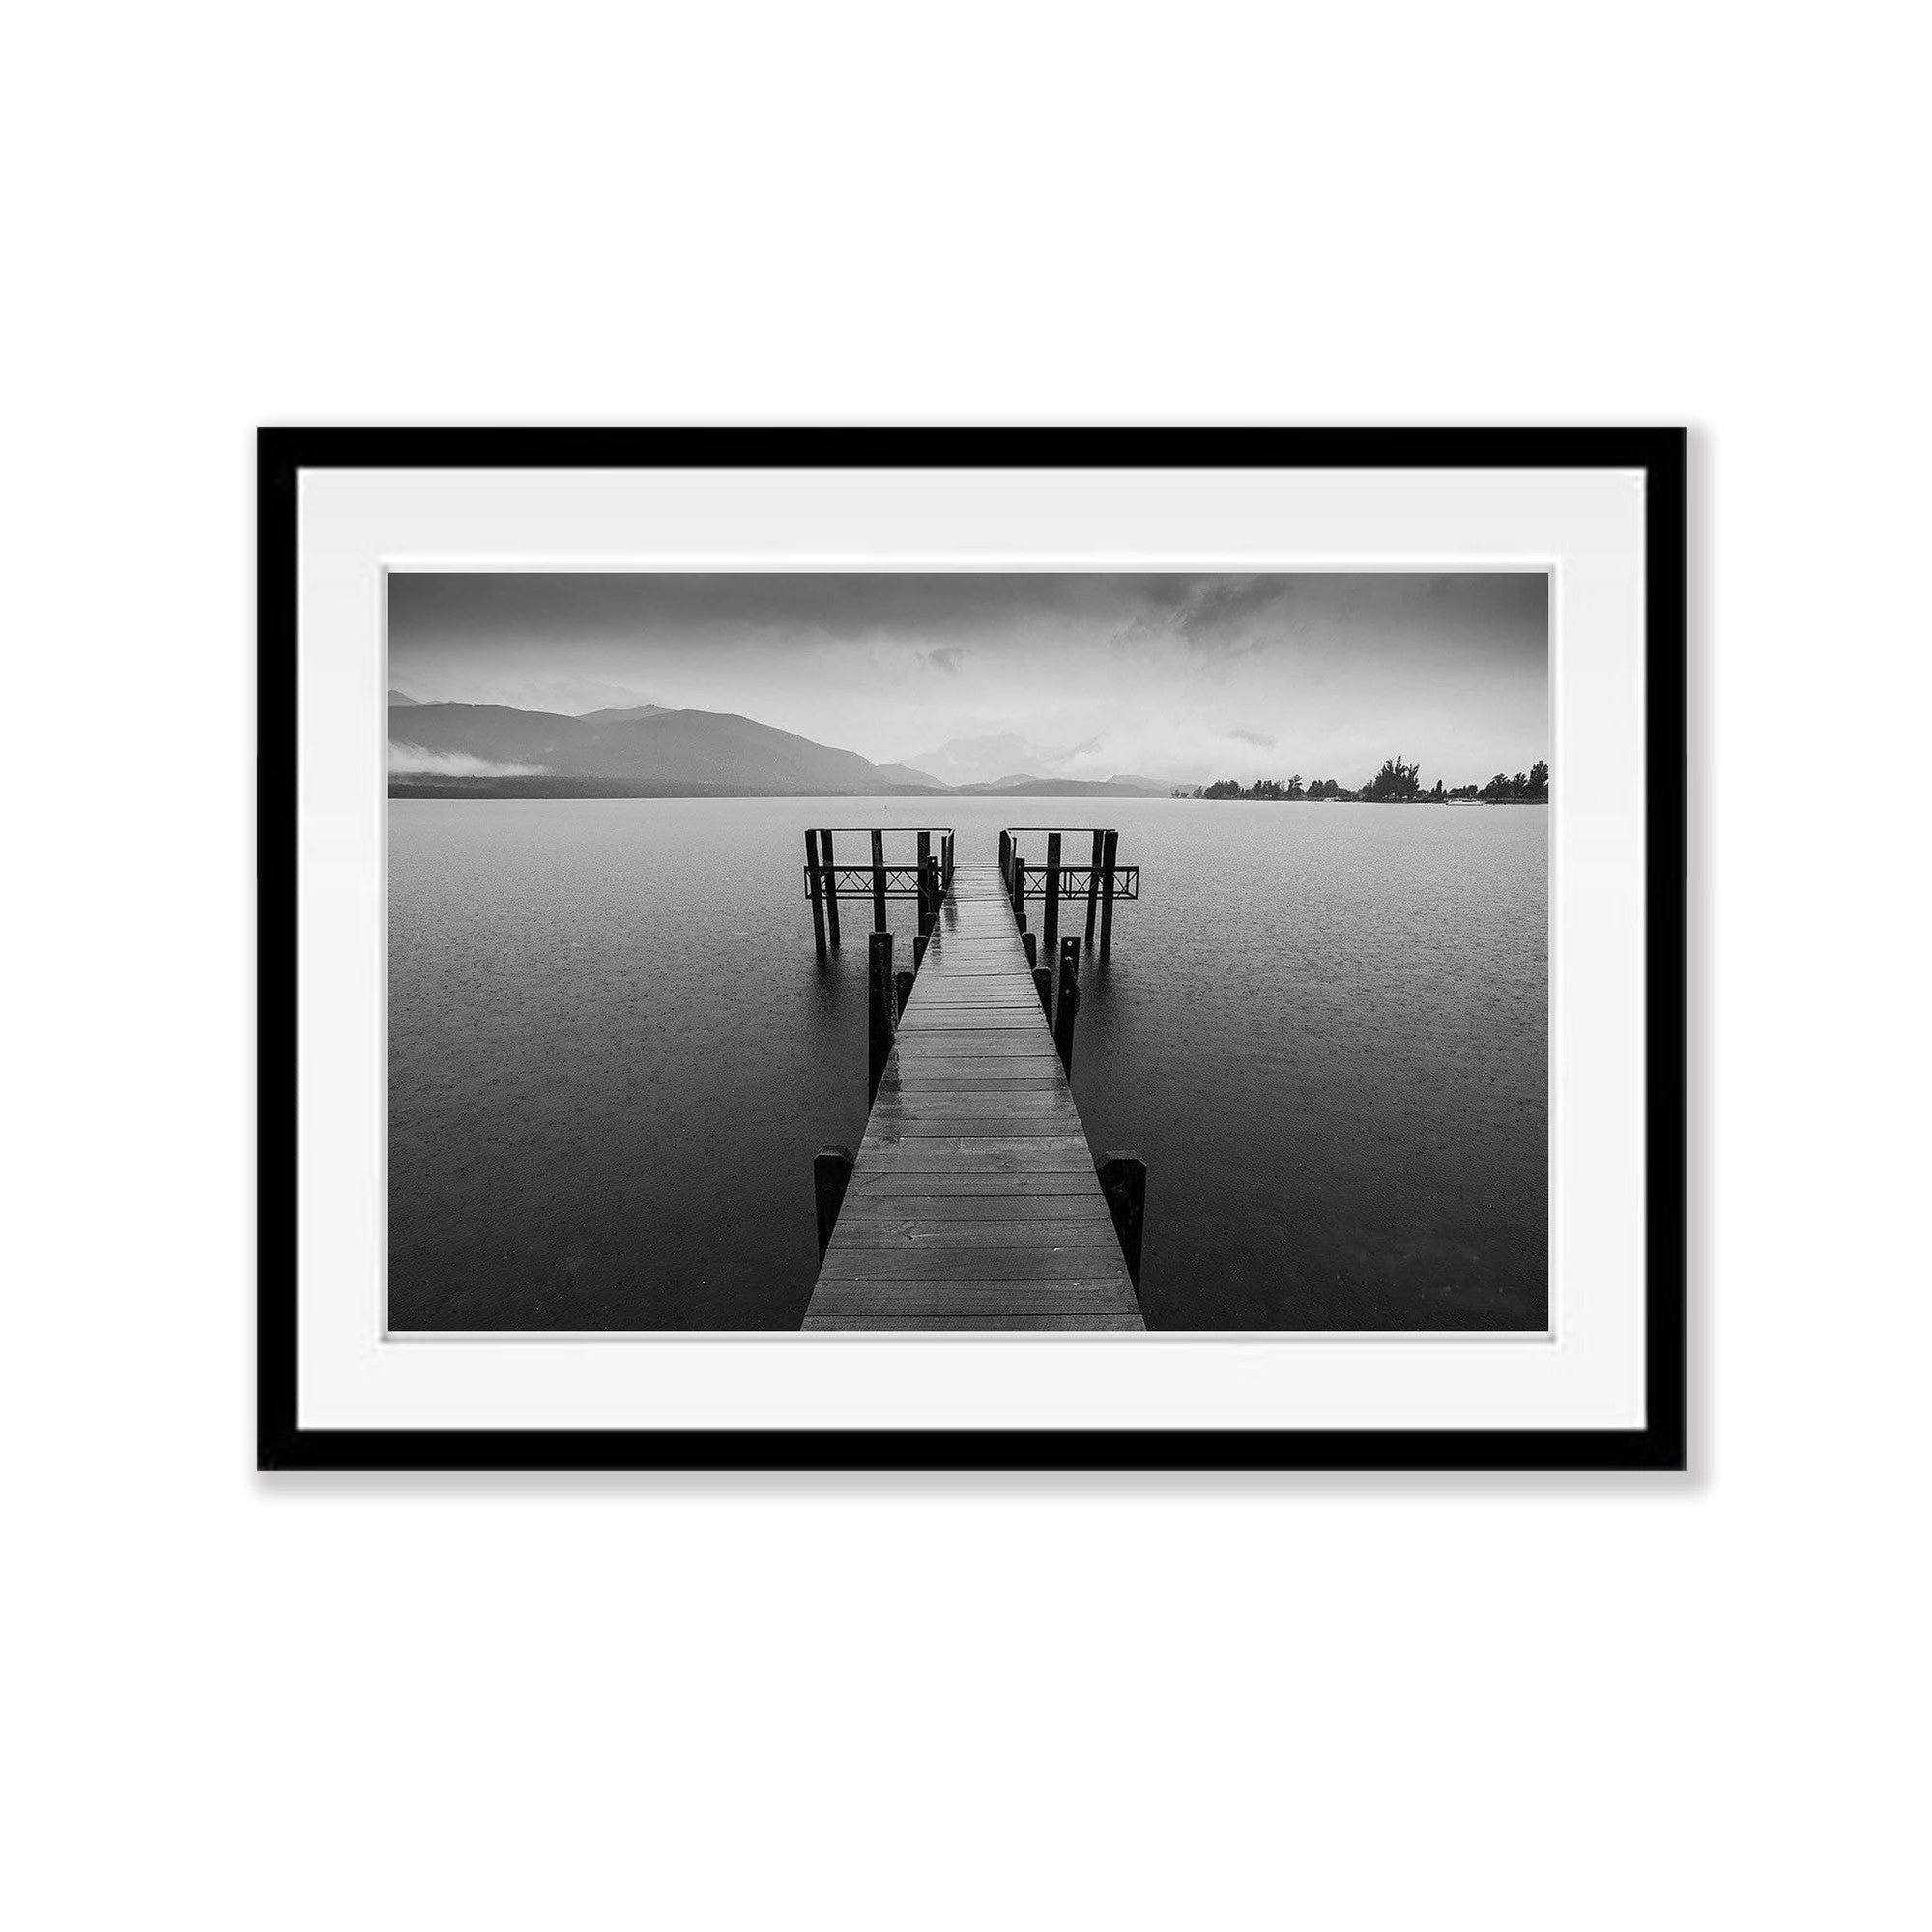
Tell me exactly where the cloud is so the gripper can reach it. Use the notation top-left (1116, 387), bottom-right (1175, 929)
top-left (924, 646), bottom-right (966, 675)
top-left (388, 741), bottom-right (547, 778)
top-left (1106, 575), bottom-right (1292, 670)
top-left (1230, 727), bottom-right (1276, 749)
top-left (1173, 575), bottom-right (1285, 640)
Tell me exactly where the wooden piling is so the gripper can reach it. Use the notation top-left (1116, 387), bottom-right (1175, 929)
top-left (917, 831), bottom-right (932, 933)
top-left (913, 931), bottom-right (928, 970)
top-left (806, 828), bottom-right (827, 959)
top-left (1013, 855), bottom-right (1026, 930)
top-left (895, 967), bottom-right (914, 1018)
top-left (820, 829), bottom-right (841, 946)
top-left (927, 855), bottom-right (941, 927)
top-left (999, 829), bottom-right (1010, 881)
top-left (1022, 930), bottom-right (1037, 971)
top-left (1085, 829), bottom-right (1102, 948)
top-left (1095, 1151), bottom-right (1146, 1291)
top-left (867, 931), bottom-right (894, 1103)
top-left (814, 1145), bottom-right (855, 1259)
top-left (1033, 964), bottom-right (1053, 1016)
top-left (870, 829), bottom-right (887, 933)
top-left (1044, 831), bottom-right (1061, 961)
top-left (1053, 937), bottom-right (1080, 1075)
top-left (1099, 827), bottom-right (1119, 962)
top-left (942, 833), bottom-right (954, 895)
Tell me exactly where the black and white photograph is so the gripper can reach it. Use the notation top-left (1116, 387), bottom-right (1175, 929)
top-left (387, 568), bottom-right (1551, 1335)
top-left (22, 8), bottom-right (1932, 1926)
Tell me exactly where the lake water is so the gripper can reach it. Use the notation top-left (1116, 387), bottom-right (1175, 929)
top-left (389, 797), bottom-right (1546, 1330)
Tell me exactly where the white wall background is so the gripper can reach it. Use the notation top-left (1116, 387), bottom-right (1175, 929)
top-left (5, 4), bottom-right (1926, 1926)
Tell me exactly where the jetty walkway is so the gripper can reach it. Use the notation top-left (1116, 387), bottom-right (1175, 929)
top-left (802, 852), bottom-right (1145, 1330)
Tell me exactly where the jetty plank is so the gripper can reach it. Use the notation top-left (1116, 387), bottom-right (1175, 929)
top-left (817, 1245), bottom-right (1128, 1280)
top-left (804, 1314), bottom-right (1140, 1331)
top-left (803, 862), bottom-right (1142, 1331)
top-left (804, 1283), bottom-right (1142, 1318)
top-left (827, 1221), bottom-right (1119, 1251)
top-left (837, 1195), bottom-right (1115, 1222)
top-left (851, 1139), bottom-right (1096, 1163)
top-left (841, 1166), bottom-right (1109, 1192)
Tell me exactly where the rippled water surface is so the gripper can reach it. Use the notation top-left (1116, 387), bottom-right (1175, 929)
top-left (389, 797), bottom-right (1546, 1329)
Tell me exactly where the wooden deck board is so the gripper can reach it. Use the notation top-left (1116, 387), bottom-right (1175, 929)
top-left (805, 1283), bottom-right (1143, 1317)
top-left (819, 1243), bottom-right (1128, 1279)
top-left (890, 1039), bottom-right (1060, 1057)
top-left (838, 1195), bottom-right (1116, 1222)
top-left (873, 1105), bottom-right (1081, 1120)
top-left (857, 1139), bottom-right (1098, 1163)
top-left (851, 1163), bottom-right (1102, 1185)
top-left (803, 863), bottom-right (1142, 1332)
top-left (804, 1314), bottom-right (1141, 1331)
top-left (827, 1221), bottom-right (1119, 1249)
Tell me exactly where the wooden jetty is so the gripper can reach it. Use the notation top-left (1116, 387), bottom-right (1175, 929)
top-left (803, 836), bottom-right (1145, 1331)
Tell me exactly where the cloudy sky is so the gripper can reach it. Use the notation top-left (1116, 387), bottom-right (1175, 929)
top-left (388, 572), bottom-right (1547, 787)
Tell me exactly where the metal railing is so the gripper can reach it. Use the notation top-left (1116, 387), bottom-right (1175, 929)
top-left (998, 826), bottom-right (1137, 960)
top-left (800, 825), bottom-right (954, 956)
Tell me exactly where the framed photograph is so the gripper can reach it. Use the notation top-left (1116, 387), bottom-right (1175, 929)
top-left (261, 427), bottom-right (1685, 1470)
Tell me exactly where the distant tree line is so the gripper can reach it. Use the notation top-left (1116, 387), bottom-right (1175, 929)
top-left (1195, 774), bottom-right (1347, 800)
top-left (1185, 757), bottom-right (1548, 803)
top-left (1479, 762), bottom-right (1549, 802)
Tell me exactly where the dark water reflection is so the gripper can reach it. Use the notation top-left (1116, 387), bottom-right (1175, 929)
top-left (389, 797), bottom-right (1545, 1330)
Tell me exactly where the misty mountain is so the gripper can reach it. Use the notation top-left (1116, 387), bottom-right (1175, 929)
top-left (902, 734), bottom-right (1190, 794)
top-left (386, 702), bottom-right (1180, 797)
top-left (387, 702), bottom-right (949, 795)
top-left (387, 689), bottom-right (419, 705)
top-left (951, 774), bottom-right (1174, 797)
top-left (901, 733), bottom-right (1066, 788)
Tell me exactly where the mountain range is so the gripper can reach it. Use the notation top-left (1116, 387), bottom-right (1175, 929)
top-left (387, 702), bottom-right (1176, 797)
top-left (900, 732), bottom-right (1182, 793)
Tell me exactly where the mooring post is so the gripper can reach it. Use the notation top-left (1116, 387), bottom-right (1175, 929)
top-left (1033, 965), bottom-right (1053, 1017)
top-left (895, 966), bottom-right (914, 1018)
top-left (913, 932), bottom-right (928, 970)
top-left (1022, 930), bottom-right (1037, 971)
top-left (1044, 831), bottom-right (1061, 962)
top-left (867, 931), bottom-right (894, 1103)
top-left (1099, 827), bottom-right (1119, 962)
top-left (942, 832), bottom-right (954, 895)
top-left (999, 829), bottom-right (1010, 882)
top-left (814, 1144), bottom-right (854, 1260)
top-left (1053, 936), bottom-right (1080, 1074)
top-left (870, 829), bottom-right (887, 933)
top-left (926, 855), bottom-right (941, 928)
top-left (805, 828), bottom-right (827, 959)
top-left (916, 831), bottom-right (932, 933)
top-left (1095, 1151), bottom-right (1146, 1291)
top-left (1013, 855), bottom-right (1026, 931)
top-left (820, 829), bottom-right (841, 947)
top-left (1085, 828), bottom-right (1102, 948)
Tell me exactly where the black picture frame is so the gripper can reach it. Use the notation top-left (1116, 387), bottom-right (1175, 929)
top-left (259, 426), bottom-right (1686, 1473)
